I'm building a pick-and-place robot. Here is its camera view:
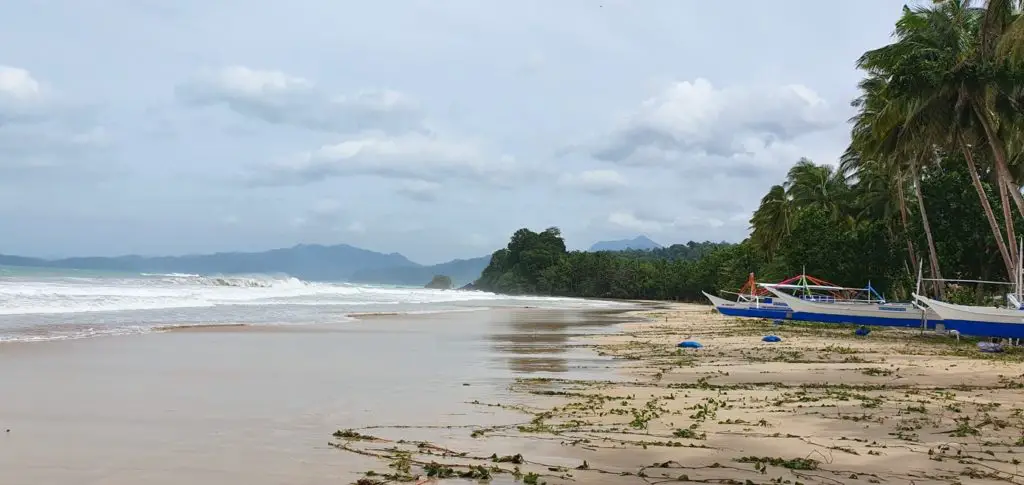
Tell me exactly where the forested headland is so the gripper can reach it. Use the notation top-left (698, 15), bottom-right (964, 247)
top-left (474, 1), bottom-right (1024, 304)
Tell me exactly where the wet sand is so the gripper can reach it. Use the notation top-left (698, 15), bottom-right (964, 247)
top-left (0, 308), bottom-right (631, 485)
top-left (6, 303), bottom-right (1021, 485)
top-left (335, 304), bottom-right (1024, 485)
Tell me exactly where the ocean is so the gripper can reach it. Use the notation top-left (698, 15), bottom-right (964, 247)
top-left (0, 266), bottom-right (631, 342)
top-left (0, 266), bottom-right (640, 484)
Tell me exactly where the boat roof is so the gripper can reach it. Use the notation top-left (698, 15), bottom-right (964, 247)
top-left (759, 283), bottom-right (848, 291)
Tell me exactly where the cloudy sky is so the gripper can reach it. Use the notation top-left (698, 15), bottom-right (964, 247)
top-left (0, 0), bottom-right (905, 264)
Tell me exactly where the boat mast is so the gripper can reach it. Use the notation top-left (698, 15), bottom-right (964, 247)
top-left (750, 272), bottom-right (757, 309)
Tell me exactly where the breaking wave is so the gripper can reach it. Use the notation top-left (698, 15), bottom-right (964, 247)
top-left (0, 271), bottom-right (635, 342)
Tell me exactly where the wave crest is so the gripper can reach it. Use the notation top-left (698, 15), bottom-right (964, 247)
top-left (147, 273), bottom-right (315, 289)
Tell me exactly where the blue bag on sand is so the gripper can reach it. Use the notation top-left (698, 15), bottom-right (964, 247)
top-left (855, 326), bottom-right (871, 337)
top-left (677, 341), bottom-right (703, 349)
top-left (978, 342), bottom-right (1004, 353)
top-left (761, 335), bottom-right (782, 343)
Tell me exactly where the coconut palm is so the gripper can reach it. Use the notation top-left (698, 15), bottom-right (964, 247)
top-left (749, 184), bottom-right (791, 258)
top-left (840, 149), bottom-right (918, 277)
top-left (749, 159), bottom-right (854, 262)
top-left (855, 0), bottom-right (1022, 283)
top-left (783, 158), bottom-right (852, 221)
top-left (845, 71), bottom-right (951, 296)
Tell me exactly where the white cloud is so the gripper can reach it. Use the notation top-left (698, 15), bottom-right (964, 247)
top-left (588, 78), bottom-right (837, 175)
top-left (396, 179), bottom-right (442, 202)
top-left (558, 169), bottom-right (627, 194)
top-left (309, 198), bottom-right (343, 217)
top-left (467, 233), bottom-right (490, 247)
top-left (0, 66), bottom-right (107, 168)
top-left (0, 66), bottom-right (40, 96)
top-left (0, 65), bottom-right (55, 125)
top-left (603, 209), bottom-right (736, 235)
top-left (292, 198), bottom-right (366, 234)
top-left (255, 132), bottom-right (520, 186)
top-left (606, 210), bottom-right (666, 233)
top-left (346, 221), bottom-right (367, 234)
top-left (175, 66), bottom-right (423, 134)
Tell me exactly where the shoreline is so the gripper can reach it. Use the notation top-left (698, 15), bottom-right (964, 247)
top-left (0, 300), bottom-right (642, 345)
top-left (334, 302), bottom-right (1024, 485)
top-left (0, 304), bottom-right (637, 485)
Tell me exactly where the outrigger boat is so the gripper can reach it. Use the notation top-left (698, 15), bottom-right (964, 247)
top-left (912, 241), bottom-right (1024, 338)
top-left (764, 282), bottom-right (942, 329)
top-left (703, 272), bottom-right (851, 320)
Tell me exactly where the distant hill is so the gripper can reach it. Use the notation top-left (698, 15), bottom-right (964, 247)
top-left (614, 241), bottom-right (734, 261)
top-left (349, 256), bottom-right (491, 287)
top-left (0, 244), bottom-right (417, 282)
top-left (589, 235), bottom-right (662, 252)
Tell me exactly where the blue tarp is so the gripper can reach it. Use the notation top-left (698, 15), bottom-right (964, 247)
top-left (855, 326), bottom-right (871, 337)
top-left (677, 341), bottom-right (703, 349)
top-left (761, 335), bottom-right (782, 343)
top-left (978, 342), bottom-right (1004, 353)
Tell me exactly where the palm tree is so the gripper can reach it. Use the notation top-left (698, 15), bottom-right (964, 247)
top-left (783, 158), bottom-right (852, 221)
top-left (841, 149), bottom-right (918, 277)
top-left (856, 0), bottom-right (1021, 283)
top-left (986, 0), bottom-right (1024, 64)
top-left (749, 159), bottom-right (853, 261)
top-left (749, 185), bottom-right (791, 258)
top-left (845, 72), bottom-right (949, 296)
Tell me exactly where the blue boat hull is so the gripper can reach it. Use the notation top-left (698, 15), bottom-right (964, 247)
top-left (715, 306), bottom-right (790, 319)
top-left (787, 310), bottom-right (939, 329)
top-left (941, 319), bottom-right (1024, 338)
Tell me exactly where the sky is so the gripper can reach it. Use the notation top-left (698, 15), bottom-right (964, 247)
top-left (0, 0), bottom-right (908, 265)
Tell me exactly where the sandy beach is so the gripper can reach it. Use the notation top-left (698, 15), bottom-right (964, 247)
top-left (4, 303), bottom-right (1024, 485)
top-left (334, 304), bottom-right (1024, 485)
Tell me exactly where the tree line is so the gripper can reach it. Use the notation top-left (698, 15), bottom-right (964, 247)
top-left (475, 1), bottom-right (1024, 304)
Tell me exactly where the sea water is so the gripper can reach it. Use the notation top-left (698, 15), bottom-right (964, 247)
top-left (0, 266), bottom-right (631, 342)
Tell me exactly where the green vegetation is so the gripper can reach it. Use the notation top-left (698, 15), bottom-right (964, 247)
top-left (477, 1), bottom-right (1024, 302)
top-left (424, 274), bottom-right (453, 289)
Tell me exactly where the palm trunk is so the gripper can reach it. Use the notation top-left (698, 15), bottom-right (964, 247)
top-left (896, 176), bottom-right (919, 274)
top-left (911, 163), bottom-right (944, 300)
top-left (974, 103), bottom-right (1024, 222)
top-left (961, 138), bottom-right (1016, 281)
top-left (999, 177), bottom-right (1019, 272)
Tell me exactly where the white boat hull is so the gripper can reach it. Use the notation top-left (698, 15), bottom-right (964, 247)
top-left (765, 287), bottom-right (940, 328)
top-left (701, 291), bottom-right (792, 319)
top-left (913, 294), bottom-right (1024, 338)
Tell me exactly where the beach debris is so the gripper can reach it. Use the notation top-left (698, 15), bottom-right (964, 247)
top-left (978, 341), bottom-right (1004, 353)
top-left (772, 319), bottom-right (784, 326)
top-left (677, 340), bottom-right (703, 349)
top-left (854, 326), bottom-right (871, 337)
top-left (332, 429), bottom-right (380, 441)
top-left (761, 335), bottom-right (782, 343)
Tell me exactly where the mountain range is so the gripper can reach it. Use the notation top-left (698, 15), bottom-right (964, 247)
top-left (0, 244), bottom-right (419, 283)
top-left (0, 235), bottom-right (673, 286)
top-left (588, 235), bottom-right (662, 251)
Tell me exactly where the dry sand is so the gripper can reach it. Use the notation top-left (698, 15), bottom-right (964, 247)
top-left (337, 303), bottom-right (1024, 485)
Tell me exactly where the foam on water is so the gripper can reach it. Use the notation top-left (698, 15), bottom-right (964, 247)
top-left (0, 272), bottom-right (634, 342)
